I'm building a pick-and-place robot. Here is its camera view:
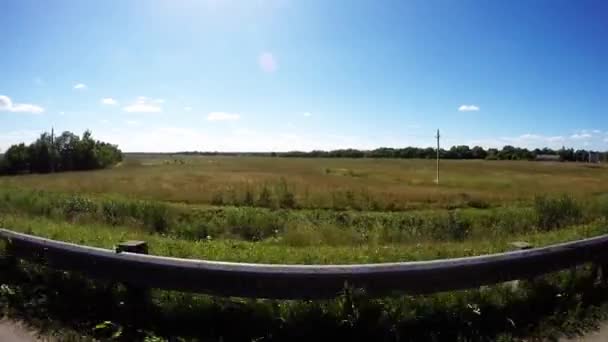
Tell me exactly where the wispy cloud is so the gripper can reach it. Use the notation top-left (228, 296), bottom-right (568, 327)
top-left (0, 95), bottom-right (44, 114)
top-left (73, 83), bottom-right (87, 90)
top-left (258, 52), bottom-right (278, 73)
top-left (184, 107), bottom-right (192, 111)
top-left (123, 96), bottom-right (163, 113)
top-left (570, 133), bottom-right (592, 140)
top-left (101, 98), bottom-right (118, 105)
top-left (466, 129), bottom-right (608, 150)
top-left (458, 104), bottom-right (479, 112)
top-left (303, 112), bottom-right (312, 117)
top-left (207, 112), bottom-right (240, 121)
top-left (0, 129), bottom-right (42, 152)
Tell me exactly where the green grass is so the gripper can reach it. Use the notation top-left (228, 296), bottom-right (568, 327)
top-left (2, 186), bottom-right (607, 250)
top-left (3, 156), bottom-right (608, 340)
top-left (2, 214), bottom-right (606, 264)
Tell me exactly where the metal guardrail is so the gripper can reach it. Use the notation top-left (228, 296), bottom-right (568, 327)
top-left (1, 228), bottom-right (607, 299)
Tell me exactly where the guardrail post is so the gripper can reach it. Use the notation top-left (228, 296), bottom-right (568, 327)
top-left (0, 238), bottom-right (17, 271)
top-left (593, 256), bottom-right (608, 284)
top-left (505, 241), bottom-right (533, 291)
top-left (116, 241), bottom-right (149, 329)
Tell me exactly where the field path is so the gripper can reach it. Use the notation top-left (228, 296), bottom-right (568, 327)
top-left (0, 321), bottom-right (41, 342)
top-left (560, 322), bottom-right (608, 342)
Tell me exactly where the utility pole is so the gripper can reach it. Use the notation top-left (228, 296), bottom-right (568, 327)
top-left (435, 129), bottom-right (440, 185)
top-left (51, 127), bottom-right (55, 173)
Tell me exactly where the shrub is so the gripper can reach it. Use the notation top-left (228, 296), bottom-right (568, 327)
top-left (467, 198), bottom-right (491, 209)
top-left (139, 202), bottom-right (172, 233)
top-left (277, 181), bottom-right (297, 209)
top-left (446, 211), bottom-right (471, 241)
top-left (243, 188), bottom-right (255, 206)
top-left (210, 192), bottom-right (224, 206)
top-left (257, 186), bottom-right (274, 208)
top-left (224, 208), bottom-right (282, 241)
top-left (282, 223), bottom-right (321, 247)
top-left (585, 194), bottom-right (608, 222)
top-left (534, 195), bottom-right (582, 230)
top-left (62, 196), bottom-right (97, 218)
top-left (101, 200), bottom-right (132, 226)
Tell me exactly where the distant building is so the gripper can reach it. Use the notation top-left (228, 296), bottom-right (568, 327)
top-left (535, 154), bottom-right (561, 162)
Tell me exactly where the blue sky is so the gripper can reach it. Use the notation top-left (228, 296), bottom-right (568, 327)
top-left (1, 0), bottom-right (607, 152)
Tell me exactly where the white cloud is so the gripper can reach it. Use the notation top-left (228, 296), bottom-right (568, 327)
top-left (93, 125), bottom-right (375, 152)
top-left (207, 112), bottom-right (240, 121)
top-left (123, 96), bottom-right (163, 113)
top-left (570, 133), bottom-right (592, 140)
top-left (101, 98), bottom-right (118, 105)
top-left (0, 95), bottom-right (45, 114)
top-left (184, 107), bottom-right (192, 111)
top-left (125, 120), bottom-right (140, 126)
top-left (458, 105), bottom-right (479, 112)
top-left (0, 129), bottom-right (42, 152)
top-left (467, 129), bottom-right (608, 150)
top-left (258, 52), bottom-right (278, 73)
top-left (519, 134), bottom-right (541, 139)
top-left (303, 112), bottom-right (312, 117)
top-left (100, 119), bottom-right (110, 124)
top-left (592, 129), bottom-right (601, 134)
top-left (73, 83), bottom-right (87, 90)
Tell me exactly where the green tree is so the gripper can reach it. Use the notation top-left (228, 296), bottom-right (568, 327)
top-left (2, 143), bottom-right (30, 174)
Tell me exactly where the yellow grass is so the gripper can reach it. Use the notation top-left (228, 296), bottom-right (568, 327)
top-left (0, 155), bottom-right (606, 210)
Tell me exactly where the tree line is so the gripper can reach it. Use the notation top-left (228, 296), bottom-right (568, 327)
top-left (0, 130), bottom-right (123, 175)
top-left (277, 146), bottom-right (605, 161)
top-left (176, 145), bottom-right (605, 162)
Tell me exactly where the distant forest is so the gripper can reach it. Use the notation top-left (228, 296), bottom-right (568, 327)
top-left (0, 130), bottom-right (123, 175)
top-left (175, 145), bottom-right (606, 162)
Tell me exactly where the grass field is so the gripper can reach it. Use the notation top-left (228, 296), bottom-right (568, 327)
top-left (1, 155), bottom-right (607, 211)
top-left (2, 155), bottom-right (608, 341)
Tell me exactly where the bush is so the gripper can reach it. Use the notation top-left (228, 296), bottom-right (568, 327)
top-left (139, 202), bottom-right (172, 233)
top-left (534, 195), bottom-right (582, 231)
top-left (210, 192), bottom-right (224, 206)
top-left (277, 181), bottom-right (297, 209)
top-left (257, 186), bottom-right (274, 208)
top-left (585, 194), bottom-right (608, 222)
top-left (445, 211), bottom-right (471, 241)
top-left (101, 200), bottom-right (131, 226)
top-left (243, 188), bottom-right (255, 206)
top-left (224, 207), bottom-right (282, 241)
top-left (62, 196), bottom-right (98, 218)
